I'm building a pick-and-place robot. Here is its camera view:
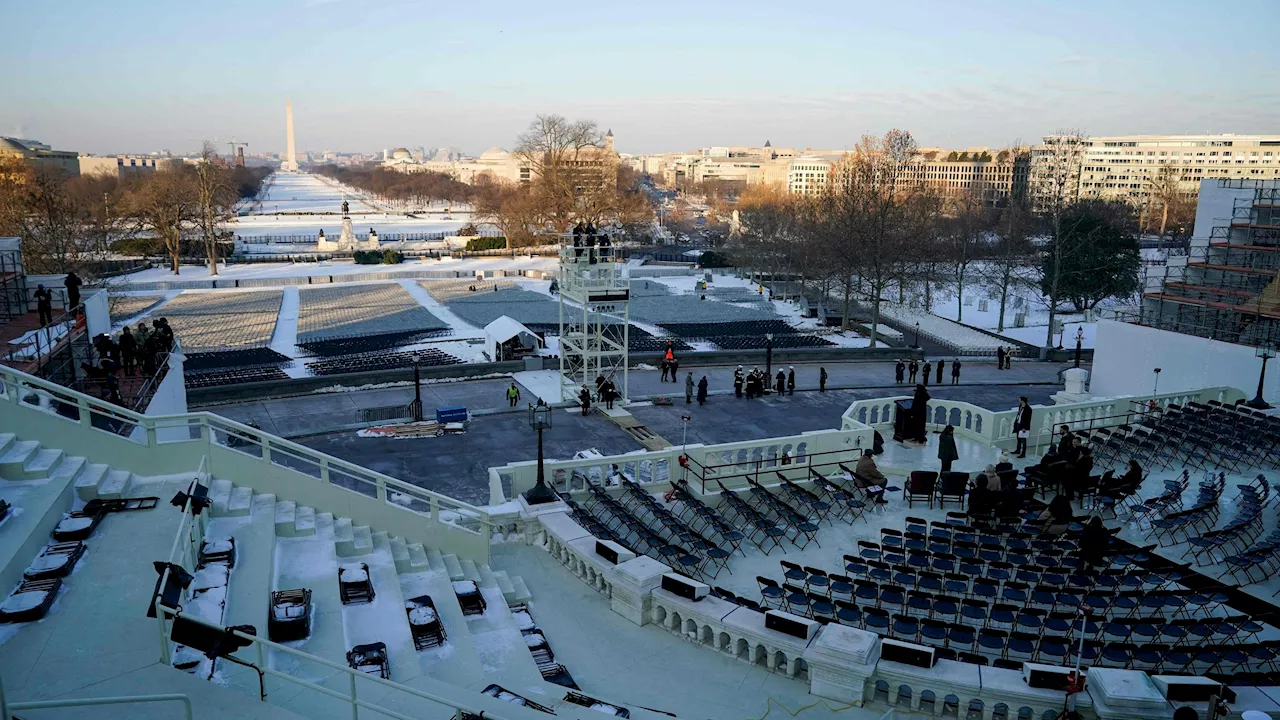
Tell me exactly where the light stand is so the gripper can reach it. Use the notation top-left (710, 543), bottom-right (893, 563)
top-left (411, 354), bottom-right (423, 422)
top-left (680, 414), bottom-right (691, 483)
top-left (523, 402), bottom-right (558, 504)
top-left (1152, 367), bottom-right (1161, 396)
top-left (765, 333), bottom-right (774, 380)
top-left (1247, 344), bottom-right (1276, 410)
top-left (913, 322), bottom-right (920, 349)
top-left (1073, 327), bottom-right (1084, 369)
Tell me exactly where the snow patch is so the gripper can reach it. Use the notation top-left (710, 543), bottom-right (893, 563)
top-left (339, 564), bottom-right (368, 583)
top-left (408, 606), bottom-right (437, 624)
top-left (55, 515), bottom-right (92, 533)
top-left (1, 589), bottom-right (47, 613)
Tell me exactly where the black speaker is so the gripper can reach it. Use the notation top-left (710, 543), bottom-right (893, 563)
top-left (764, 610), bottom-right (817, 640)
top-left (660, 573), bottom-right (707, 601)
top-left (595, 540), bottom-right (619, 564)
top-left (1157, 677), bottom-right (1235, 703)
top-left (1023, 662), bottom-right (1074, 691)
top-left (881, 639), bottom-right (935, 668)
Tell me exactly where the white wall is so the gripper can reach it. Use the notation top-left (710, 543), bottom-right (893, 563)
top-left (1091, 319), bottom-right (1276, 403)
top-left (145, 349), bottom-right (189, 442)
top-left (1192, 178), bottom-right (1250, 244)
top-left (83, 290), bottom-right (110, 339)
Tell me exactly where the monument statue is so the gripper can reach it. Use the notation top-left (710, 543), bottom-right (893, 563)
top-left (341, 200), bottom-right (350, 217)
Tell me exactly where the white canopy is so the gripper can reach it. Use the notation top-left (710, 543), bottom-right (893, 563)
top-left (484, 316), bottom-right (543, 362)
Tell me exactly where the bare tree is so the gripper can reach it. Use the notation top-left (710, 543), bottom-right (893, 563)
top-left (514, 114), bottom-right (605, 230)
top-left (983, 195), bottom-right (1034, 332)
top-left (127, 168), bottom-right (197, 274)
top-left (8, 165), bottom-right (88, 274)
top-left (473, 178), bottom-right (543, 252)
top-left (194, 142), bottom-right (235, 276)
top-left (1140, 163), bottom-right (1194, 240)
top-left (1030, 129), bottom-right (1087, 356)
top-left (944, 184), bottom-right (995, 323)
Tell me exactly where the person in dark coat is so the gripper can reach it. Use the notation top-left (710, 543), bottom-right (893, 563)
top-left (908, 360), bottom-right (918, 383)
top-left (696, 376), bottom-right (708, 405)
top-left (579, 386), bottom-right (592, 416)
top-left (996, 346), bottom-right (1006, 370)
top-left (1014, 397), bottom-right (1033, 458)
top-left (685, 372), bottom-right (694, 403)
top-left (908, 384), bottom-right (930, 442)
top-left (1079, 516), bottom-right (1111, 568)
top-left (1056, 425), bottom-right (1075, 458)
top-left (950, 359), bottom-right (961, 385)
top-left (602, 378), bottom-right (617, 410)
top-left (937, 424), bottom-right (959, 472)
top-left (774, 371), bottom-right (785, 395)
top-left (733, 366), bottom-right (744, 398)
top-left (34, 285), bottom-right (53, 327)
top-left (1066, 447), bottom-right (1094, 501)
top-left (935, 359), bottom-right (944, 384)
top-left (968, 475), bottom-right (994, 518)
top-left (64, 272), bottom-right (82, 312)
top-left (1036, 494), bottom-right (1074, 535)
top-left (119, 327), bottom-right (137, 376)
top-left (895, 360), bottom-right (904, 384)
top-left (669, 357), bottom-right (679, 382)
top-left (819, 367), bottom-right (828, 392)
top-left (921, 361), bottom-right (932, 386)
top-left (786, 366), bottom-right (795, 395)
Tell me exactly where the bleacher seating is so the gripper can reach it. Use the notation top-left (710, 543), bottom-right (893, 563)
top-left (305, 348), bottom-right (462, 376)
top-left (658, 319), bottom-right (799, 340)
top-left (185, 365), bottom-right (290, 389)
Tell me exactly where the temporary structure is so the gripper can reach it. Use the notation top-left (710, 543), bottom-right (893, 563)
top-left (484, 316), bottom-right (543, 362)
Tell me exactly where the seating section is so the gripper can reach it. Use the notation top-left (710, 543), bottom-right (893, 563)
top-left (296, 283), bottom-right (451, 353)
top-left (109, 294), bottom-right (166, 324)
top-left (879, 304), bottom-right (1007, 355)
top-left (185, 365), bottom-right (290, 389)
top-left (304, 347), bottom-right (462, 376)
top-left (1086, 401), bottom-right (1280, 474)
top-left (658, 319), bottom-right (798, 340)
top-left (420, 279), bottom-right (518, 304)
top-left (162, 290), bottom-right (283, 353)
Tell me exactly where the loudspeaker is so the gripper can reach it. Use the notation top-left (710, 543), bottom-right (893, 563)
top-left (595, 539), bottom-right (636, 565)
top-left (661, 573), bottom-right (708, 601)
top-left (764, 610), bottom-right (819, 641)
top-left (881, 639), bottom-right (935, 669)
top-left (1023, 662), bottom-right (1075, 691)
top-left (1153, 676), bottom-right (1236, 703)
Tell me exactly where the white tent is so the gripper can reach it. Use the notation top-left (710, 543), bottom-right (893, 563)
top-left (484, 316), bottom-right (543, 362)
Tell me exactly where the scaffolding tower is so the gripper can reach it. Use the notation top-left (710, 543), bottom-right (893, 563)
top-left (557, 231), bottom-right (630, 404)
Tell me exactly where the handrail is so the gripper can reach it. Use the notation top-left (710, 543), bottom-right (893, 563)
top-left (9, 693), bottom-right (193, 720)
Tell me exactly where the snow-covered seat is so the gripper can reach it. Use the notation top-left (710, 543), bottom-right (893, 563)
top-left (405, 594), bottom-right (446, 650)
top-left (268, 588), bottom-right (312, 642)
top-left (52, 509), bottom-right (104, 542)
top-left (338, 562), bottom-right (374, 605)
top-left (23, 541), bottom-right (86, 581)
top-left (563, 691), bottom-right (631, 718)
top-left (0, 578), bottom-right (61, 623)
top-left (346, 641), bottom-right (389, 679)
top-left (452, 579), bottom-right (485, 616)
top-left (199, 537), bottom-right (236, 568)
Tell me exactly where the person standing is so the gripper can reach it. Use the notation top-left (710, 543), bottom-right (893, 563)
top-left (909, 383), bottom-right (931, 443)
top-left (1014, 397), bottom-right (1032, 458)
top-left (774, 370), bottom-right (785, 396)
top-left (1004, 347), bottom-right (1013, 369)
top-left (34, 285), bottom-right (53, 327)
top-left (935, 359), bottom-right (944, 385)
top-left (921, 361), bottom-right (931, 387)
top-left (685, 372), bottom-right (694, 403)
top-left (119, 326), bottom-right (137, 376)
top-left (506, 383), bottom-right (521, 407)
top-left (733, 366), bottom-right (744, 398)
top-left (894, 360), bottom-right (905, 384)
top-left (996, 346), bottom-right (1006, 370)
top-left (64, 272), bottom-right (82, 313)
top-left (670, 357), bottom-right (679, 383)
top-left (786, 366), bottom-right (795, 395)
top-left (660, 359), bottom-right (669, 382)
top-left (696, 376), bottom-right (708, 405)
top-left (819, 367), bottom-right (828, 393)
top-left (603, 377), bottom-right (617, 410)
top-left (938, 424), bottom-right (959, 472)
top-left (579, 386), bottom-right (592, 416)
top-left (950, 359), bottom-right (961, 385)
top-left (908, 360), bottom-right (919, 383)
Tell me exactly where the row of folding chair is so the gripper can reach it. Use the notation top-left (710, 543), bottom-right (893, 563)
top-left (717, 485), bottom-right (787, 554)
top-left (807, 471), bottom-right (870, 523)
top-left (776, 473), bottom-right (837, 523)
top-left (745, 478), bottom-right (822, 549)
top-left (583, 482), bottom-right (708, 578)
top-left (618, 480), bottom-right (733, 579)
top-left (666, 481), bottom-right (747, 555)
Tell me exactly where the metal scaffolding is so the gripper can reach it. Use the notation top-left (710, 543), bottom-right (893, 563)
top-left (557, 233), bottom-right (630, 404)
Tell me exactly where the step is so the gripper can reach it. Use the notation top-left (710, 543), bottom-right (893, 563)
top-left (226, 486), bottom-right (253, 517)
top-left (48, 456), bottom-right (87, 487)
top-left (491, 570), bottom-right (518, 605)
top-left (338, 546), bottom-right (420, 683)
top-left (426, 547), bottom-right (444, 570)
top-left (0, 440), bottom-right (39, 479)
top-left (351, 526), bottom-right (374, 555)
top-left (459, 558), bottom-right (480, 583)
top-left (0, 433), bottom-right (15, 455)
top-left (477, 565), bottom-right (497, 589)
top-left (209, 478), bottom-right (234, 516)
top-left (406, 543), bottom-right (430, 572)
top-left (97, 469), bottom-right (133, 500)
top-left (274, 500), bottom-right (297, 537)
top-left (464, 586), bottom-right (546, 689)
top-left (216, 492), bottom-right (278, 659)
top-left (399, 569), bottom-right (485, 687)
top-left (508, 575), bottom-right (533, 605)
top-left (294, 506), bottom-right (316, 537)
top-left (371, 530), bottom-right (389, 550)
top-left (389, 536), bottom-right (411, 573)
top-left (72, 462), bottom-right (109, 502)
top-left (22, 448), bottom-right (65, 480)
top-left (334, 519), bottom-right (373, 557)
top-left (270, 532), bottom-right (346, 678)
top-left (440, 553), bottom-right (464, 581)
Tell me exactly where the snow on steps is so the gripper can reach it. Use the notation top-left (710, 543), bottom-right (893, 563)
top-left (97, 469), bottom-right (133, 500)
top-left (334, 518), bottom-right (374, 557)
top-left (337, 541), bottom-right (420, 683)
top-left (274, 500), bottom-right (297, 537)
top-left (21, 448), bottom-right (65, 481)
top-left (270, 515), bottom-right (347, 679)
top-left (49, 456), bottom-right (87, 488)
top-left (398, 569), bottom-right (486, 688)
top-left (73, 462), bottom-right (110, 500)
top-left (439, 553), bottom-right (464, 581)
top-left (0, 440), bottom-right (39, 479)
top-left (218, 492), bottom-right (278, 653)
top-left (463, 586), bottom-right (546, 689)
top-left (294, 506), bottom-right (316, 536)
top-left (209, 479), bottom-right (234, 516)
top-left (406, 543), bottom-right (430, 572)
top-left (0, 433), bottom-right (12, 456)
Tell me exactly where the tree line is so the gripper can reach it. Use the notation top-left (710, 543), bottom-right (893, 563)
top-left (311, 164), bottom-right (473, 206)
top-left (0, 145), bottom-right (270, 277)
top-left (731, 129), bottom-right (1143, 353)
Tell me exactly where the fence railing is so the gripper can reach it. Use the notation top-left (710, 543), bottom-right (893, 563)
top-left (8, 693), bottom-right (194, 720)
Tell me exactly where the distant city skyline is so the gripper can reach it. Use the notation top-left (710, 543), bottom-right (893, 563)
top-left (3, 0), bottom-right (1278, 156)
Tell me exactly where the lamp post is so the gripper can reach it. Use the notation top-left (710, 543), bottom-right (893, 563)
top-left (765, 333), bottom-right (774, 379)
top-left (913, 322), bottom-right (920, 349)
top-left (410, 354), bottom-right (423, 422)
top-left (1152, 367), bottom-right (1161, 396)
top-left (523, 401), bottom-right (558, 505)
top-left (1247, 344), bottom-right (1277, 410)
top-left (1073, 327), bottom-right (1084, 369)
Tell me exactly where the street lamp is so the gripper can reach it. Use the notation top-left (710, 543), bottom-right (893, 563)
top-left (913, 322), bottom-right (920, 349)
top-left (1073, 327), bottom-right (1084, 369)
top-left (1152, 367), bottom-right (1162, 396)
top-left (765, 333), bottom-right (774, 379)
top-left (410, 354), bottom-right (423, 422)
top-left (1247, 344), bottom-right (1277, 410)
top-left (523, 401), bottom-right (558, 505)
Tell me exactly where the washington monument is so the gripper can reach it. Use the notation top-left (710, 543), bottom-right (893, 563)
top-left (282, 100), bottom-right (298, 172)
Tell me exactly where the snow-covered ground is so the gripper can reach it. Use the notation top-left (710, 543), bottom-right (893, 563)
top-left (108, 255), bottom-right (559, 286)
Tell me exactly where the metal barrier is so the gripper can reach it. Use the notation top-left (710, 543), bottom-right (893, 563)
top-left (8, 693), bottom-right (194, 720)
top-left (359, 404), bottom-right (412, 423)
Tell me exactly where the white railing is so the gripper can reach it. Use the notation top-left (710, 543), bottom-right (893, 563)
top-left (0, 363), bottom-right (493, 563)
top-left (8, 693), bottom-right (193, 720)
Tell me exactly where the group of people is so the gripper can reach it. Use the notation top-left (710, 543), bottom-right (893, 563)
top-left (81, 317), bottom-right (175, 405)
top-left (894, 358), bottom-right (962, 386)
top-left (657, 343), bottom-right (679, 382)
top-left (32, 272), bottom-right (82, 327)
top-left (733, 365), bottom-right (829, 398)
top-left (994, 346), bottom-right (1017, 369)
top-left (683, 373), bottom-right (709, 405)
top-left (579, 375), bottom-right (621, 414)
top-left (570, 221), bottom-right (612, 264)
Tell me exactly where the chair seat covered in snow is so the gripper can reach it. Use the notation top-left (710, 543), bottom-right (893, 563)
top-left (563, 691), bottom-right (631, 718)
top-left (338, 562), bottom-right (375, 605)
top-left (346, 641), bottom-right (389, 679)
top-left (0, 578), bottom-right (62, 623)
top-left (82, 496), bottom-right (159, 514)
top-left (452, 579), bottom-right (485, 616)
top-left (51, 509), bottom-right (104, 542)
top-left (476, 684), bottom-right (554, 715)
top-left (268, 589), bottom-right (312, 642)
top-left (405, 594), bottom-right (446, 650)
top-left (199, 537), bottom-right (236, 569)
top-left (23, 541), bottom-right (86, 581)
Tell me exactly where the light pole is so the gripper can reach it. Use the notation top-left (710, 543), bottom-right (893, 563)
top-left (523, 401), bottom-right (558, 505)
top-left (411, 354), bottom-right (423, 422)
top-left (1073, 327), bottom-right (1084, 369)
top-left (1247, 344), bottom-right (1277, 410)
top-left (913, 322), bottom-right (920, 349)
top-left (1152, 367), bottom-right (1162, 396)
top-left (765, 333), bottom-right (774, 380)
top-left (680, 414), bottom-right (691, 482)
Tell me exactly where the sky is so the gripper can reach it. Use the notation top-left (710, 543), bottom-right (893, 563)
top-left (3, 0), bottom-right (1278, 157)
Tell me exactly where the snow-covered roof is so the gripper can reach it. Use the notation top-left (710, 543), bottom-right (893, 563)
top-left (484, 316), bottom-right (542, 348)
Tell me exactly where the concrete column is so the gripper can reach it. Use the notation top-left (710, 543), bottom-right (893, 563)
top-left (608, 556), bottom-right (669, 626)
top-left (803, 624), bottom-right (881, 706)
top-left (1086, 668), bottom-right (1173, 720)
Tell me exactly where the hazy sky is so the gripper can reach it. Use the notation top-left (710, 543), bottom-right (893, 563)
top-left (4, 0), bottom-right (1278, 156)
